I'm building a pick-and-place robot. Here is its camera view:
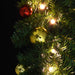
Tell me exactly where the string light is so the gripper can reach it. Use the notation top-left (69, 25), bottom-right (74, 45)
top-left (51, 49), bottom-right (57, 54)
top-left (49, 67), bottom-right (54, 72)
top-left (50, 19), bottom-right (56, 25)
top-left (49, 66), bottom-right (57, 73)
top-left (39, 4), bottom-right (46, 10)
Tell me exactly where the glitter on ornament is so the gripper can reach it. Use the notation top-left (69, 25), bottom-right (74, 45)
top-left (30, 27), bottom-right (47, 43)
top-left (15, 64), bottom-right (25, 75)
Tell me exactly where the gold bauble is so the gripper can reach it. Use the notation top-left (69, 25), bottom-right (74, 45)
top-left (15, 64), bottom-right (25, 75)
top-left (30, 27), bottom-right (47, 43)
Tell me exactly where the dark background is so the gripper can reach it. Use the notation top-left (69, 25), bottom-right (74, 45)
top-left (7, 0), bottom-right (19, 75)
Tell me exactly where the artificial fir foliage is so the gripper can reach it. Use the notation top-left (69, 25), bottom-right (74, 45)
top-left (11, 0), bottom-right (75, 75)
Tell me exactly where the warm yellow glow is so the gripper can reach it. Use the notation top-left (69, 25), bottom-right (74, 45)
top-left (50, 19), bottom-right (56, 25)
top-left (42, 63), bottom-right (58, 74)
top-left (51, 49), bottom-right (57, 54)
top-left (39, 4), bottom-right (46, 10)
top-left (73, 8), bottom-right (75, 11)
top-left (49, 66), bottom-right (57, 73)
top-left (15, 64), bottom-right (25, 75)
top-left (49, 67), bottom-right (54, 72)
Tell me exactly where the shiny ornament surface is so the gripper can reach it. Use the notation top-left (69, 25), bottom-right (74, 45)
top-left (15, 64), bottom-right (25, 75)
top-left (19, 5), bottom-right (33, 17)
top-left (30, 27), bottom-right (47, 43)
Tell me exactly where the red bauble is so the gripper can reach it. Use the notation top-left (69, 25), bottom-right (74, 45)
top-left (19, 5), bottom-right (33, 17)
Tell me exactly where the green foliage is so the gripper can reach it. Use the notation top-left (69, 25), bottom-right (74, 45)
top-left (11, 13), bottom-right (48, 47)
top-left (17, 0), bottom-right (28, 8)
top-left (63, 0), bottom-right (72, 6)
top-left (11, 20), bottom-right (31, 48)
top-left (11, 0), bottom-right (75, 75)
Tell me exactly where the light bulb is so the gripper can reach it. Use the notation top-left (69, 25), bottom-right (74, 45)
top-left (50, 19), bottom-right (56, 25)
top-left (49, 66), bottom-right (57, 73)
top-left (51, 49), bottom-right (57, 54)
top-left (49, 67), bottom-right (54, 72)
top-left (39, 4), bottom-right (46, 10)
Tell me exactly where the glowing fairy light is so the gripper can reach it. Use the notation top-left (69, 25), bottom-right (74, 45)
top-left (39, 4), bottom-right (46, 10)
top-left (49, 67), bottom-right (54, 72)
top-left (49, 66), bottom-right (57, 73)
top-left (42, 64), bottom-right (58, 74)
top-left (50, 19), bottom-right (56, 25)
top-left (51, 49), bottom-right (57, 54)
